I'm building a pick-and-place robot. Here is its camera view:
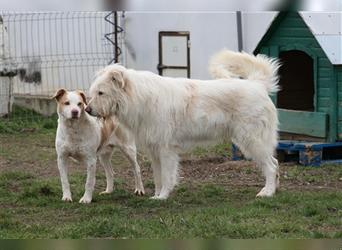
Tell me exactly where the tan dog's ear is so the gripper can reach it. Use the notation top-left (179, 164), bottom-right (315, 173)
top-left (110, 70), bottom-right (125, 89)
top-left (52, 88), bottom-right (67, 102)
top-left (76, 90), bottom-right (87, 105)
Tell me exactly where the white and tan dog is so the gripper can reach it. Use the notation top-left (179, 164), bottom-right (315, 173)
top-left (86, 50), bottom-right (280, 200)
top-left (53, 89), bottom-right (144, 203)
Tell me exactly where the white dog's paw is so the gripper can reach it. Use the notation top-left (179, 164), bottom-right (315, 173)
top-left (150, 194), bottom-right (167, 200)
top-left (62, 196), bottom-right (73, 202)
top-left (256, 187), bottom-right (275, 197)
top-left (276, 173), bottom-right (280, 188)
top-left (99, 190), bottom-right (113, 195)
top-left (79, 195), bottom-right (92, 204)
top-left (134, 188), bottom-right (145, 196)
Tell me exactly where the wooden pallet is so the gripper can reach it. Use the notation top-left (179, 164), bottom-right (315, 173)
top-left (232, 141), bottom-right (342, 166)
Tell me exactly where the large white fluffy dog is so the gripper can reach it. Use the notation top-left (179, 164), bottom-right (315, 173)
top-left (86, 50), bottom-right (280, 200)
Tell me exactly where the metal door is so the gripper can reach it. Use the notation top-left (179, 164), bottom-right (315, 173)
top-left (158, 31), bottom-right (190, 78)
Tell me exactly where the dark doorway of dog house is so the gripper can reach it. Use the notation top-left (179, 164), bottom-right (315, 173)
top-left (277, 50), bottom-right (314, 112)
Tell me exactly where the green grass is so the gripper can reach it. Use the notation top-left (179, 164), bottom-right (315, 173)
top-left (0, 105), bottom-right (57, 134)
top-left (190, 143), bottom-right (231, 159)
top-left (0, 169), bottom-right (341, 239)
top-left (0, 123), bottom-right (341, 239)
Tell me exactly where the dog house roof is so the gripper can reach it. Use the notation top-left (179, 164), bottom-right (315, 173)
top-left (300, 12), bottom-right (341, 65)
top-left (247, 12), bottom-right (342, 65)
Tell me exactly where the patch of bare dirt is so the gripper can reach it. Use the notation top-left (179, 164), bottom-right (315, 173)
top-left (179, 156), bottom-right (342, 191)
top-left (1, 142), bottom-right (341, 192)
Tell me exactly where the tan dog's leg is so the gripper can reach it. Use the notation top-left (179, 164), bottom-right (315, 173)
top-left (99, 149), bottom-right (115, 195)
top-left (114, 128), bottom-right (145, 196)
top-left (120, 144), bottom-right (145, 196)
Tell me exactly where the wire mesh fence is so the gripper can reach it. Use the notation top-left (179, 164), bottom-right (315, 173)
top-left (0, 11), bottom-right (123, 132)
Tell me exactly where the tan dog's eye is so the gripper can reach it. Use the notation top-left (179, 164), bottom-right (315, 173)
top-left (78, 102), bottom-right (82, 106)
top-left (64, 101), bottom-right (70, 105)
top-left (98, 91), bottom-right (104, 96)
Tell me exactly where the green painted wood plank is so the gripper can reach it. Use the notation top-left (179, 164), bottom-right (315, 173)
top-left (274, 28), bottom-right (313, 38)
top-left (270, 37), bottom-right (317, 43)
top-left (319, 68), bottom-right (335, 78)
top-left (317, 97), bottom-right (330, 107)
top-left (318, 88), bottom-right (332, 97)
top-left (318, 107), bottom-right (329, 113)
top-left (318, 58), bottom-right (333, 67)
top-left (319, 79), bottom-right (334, 87)
top-left (278, 109), bottom-right (328, 138)
top-left (260, 46), bottom-right (269, 55)
top-left (336, 68), bottom-right (342, 82)
top-left (280, 19), bottom-right (307, 28)
top-left (311, 48), bottom-right (330, 57)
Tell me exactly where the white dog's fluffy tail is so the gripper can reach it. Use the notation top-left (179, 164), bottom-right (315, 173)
top-left (209, 50), bottom-right (280, 93)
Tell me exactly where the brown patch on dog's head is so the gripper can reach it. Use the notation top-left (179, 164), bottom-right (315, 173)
top-left (53, 89), bottom-right (87, 119)
top-left (76, 90), bottom-right (87, 105)
top-left (53, 89), bottom-right (69, 116)
top-left (52, 88), bottom-right (67, 102)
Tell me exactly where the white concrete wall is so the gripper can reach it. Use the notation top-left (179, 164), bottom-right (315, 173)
top-left (123, 12), bottom-right (239, 80)
top-left (123, 11), bottom-right (278, 79)
top-left (242, 11), bottom-right (277, 53)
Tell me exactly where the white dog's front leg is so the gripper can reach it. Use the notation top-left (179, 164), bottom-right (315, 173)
top-left (57, 155), bottom-right (72, 202)
top-left (79, 157), bottom-right (97, 204)
top-left (150, 156), bottom-right (162, 198)
top-left (256, 156), bottom-right (278, 197)
top-left (153, 149), bottom-right (179, 200)
top-left (99, 150), bottom-right (114, 195)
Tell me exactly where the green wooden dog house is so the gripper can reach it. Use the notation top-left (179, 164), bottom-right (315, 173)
top-left (254, 12), bottom-right (341, 143)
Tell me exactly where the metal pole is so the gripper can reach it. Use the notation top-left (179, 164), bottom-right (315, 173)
top-left (114, 11), bottom-right (119, 63)
top-left (236, 11), bottom-right (243, 52)
top-left (7, 76), bottom-right (13, 117)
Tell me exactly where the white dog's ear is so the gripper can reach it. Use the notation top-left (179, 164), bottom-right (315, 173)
top-left (110, 70), bottom-right (125, 89)
top-left (52, 88), bottom-right (67, 102)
